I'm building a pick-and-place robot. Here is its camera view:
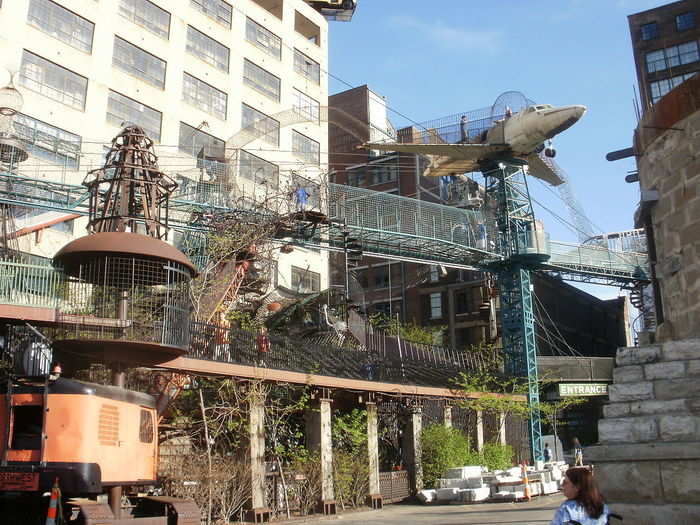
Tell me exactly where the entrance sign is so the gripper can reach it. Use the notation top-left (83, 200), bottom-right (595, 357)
top-left (559, 383), bottom-right (608, 397)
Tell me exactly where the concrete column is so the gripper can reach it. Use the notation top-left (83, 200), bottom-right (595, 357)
top-left (476, 410), bottom-right (484, 452)
top-left (443, 404), bottom-right (453, 428)
top-left (402, 406), bottom-right (423, 493)
top-left (306, 396), bottom-right (335, 510)
top-left (499, 412), bottom-right (507, 446)
top-left (249, 392), bottom-right (266, 511)
top-left (366, 401), bottom-right (382, 507)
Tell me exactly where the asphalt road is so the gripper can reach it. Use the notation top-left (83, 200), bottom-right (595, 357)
top-left (297, 494), bottom-right (563, 525)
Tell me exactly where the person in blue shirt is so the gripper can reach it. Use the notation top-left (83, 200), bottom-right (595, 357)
top-left (550, 467), bottom-right (609, 525)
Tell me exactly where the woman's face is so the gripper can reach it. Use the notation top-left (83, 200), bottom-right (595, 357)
top-left (562, 475), bottom-right (579, 500)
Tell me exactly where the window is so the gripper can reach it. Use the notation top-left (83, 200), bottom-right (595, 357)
top-left (243, 60), bottom-right (281, 101)
top-left (183, 73), bottom-right (227, 120)
top-left (14, 113), bottom-right (81, 168)
top-left (347, 170), bottom-right (366, 187)
top-left (19, 51), bottom-right (87, 110)
top-left (28, 0), bottom-right (94, 53)
top-left (294, 49), bottom-right (320, 84)
top-left (293, 88), bottom-right (320, 122)
top-left (292, 130), bottom-right (319, 165)
top-left (430, 266), bottom-right (439, 282)
top-left (650, 72), bottom-right (697, 103)
top-left (455, 289), bottom-right (476, 314)
top-left (178, 121), bottom-right (225, 158)
top-left (291, 266), bottom-right (320, 293)
top-left (429, 292), bottom-right (442, 319)
top-left (107, 90), bottom-right (162, 141)
top-left (246, 17), bottom-right (282, 59)
top-left (239, 149), bottom-right (279, 188)
top-left (10, 405), bottom-right (42, 450)
top-left (113, 37), bottom-right (166, 88)
top-left (191, 0), bottom-right (232, 27)
top-left (294, 10), bottom-right (320, 45)
top-left (640, 22), bottom-right (659, 40)
top-left (119, 0), bottom-right (170, 39)
top-left (646, 41), bottom-right (699, 73)
top-left (374, 266), bottom-right (390, 289)
top-left (370, 163), bottom-right (398, 185)
top-left (186, 26), bottom-right (229, 72)
top-left (139, 410), bottom-right (154, 443)
top-left (241, 104), bottom-right (279, 146)
top-left (676, 11), bottom-right (696, 31)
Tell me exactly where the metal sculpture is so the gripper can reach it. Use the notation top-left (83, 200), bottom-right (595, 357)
top-left (84, 125), bottom-right (177, 239)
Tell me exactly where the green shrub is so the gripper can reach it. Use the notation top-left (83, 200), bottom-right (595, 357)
top-left (420, 424), bottom-right (479, 488)
top-left (481, 443), bottom-right (514, 471)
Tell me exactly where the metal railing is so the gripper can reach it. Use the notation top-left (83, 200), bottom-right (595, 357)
top-left (546, 240), bottom-right (649, 281)
top-left (0, 259), bottom-right (64, 309)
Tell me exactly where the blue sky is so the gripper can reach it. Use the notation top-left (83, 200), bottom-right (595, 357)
top-left (328, 0), bottom-right (666, 298)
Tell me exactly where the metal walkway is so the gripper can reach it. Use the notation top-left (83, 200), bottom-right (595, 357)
top-left (0, 170), bottom-right (649, 285)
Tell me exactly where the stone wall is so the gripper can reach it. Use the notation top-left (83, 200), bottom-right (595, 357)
top-left (587, 339), bottom-right (700, 524)
top-left (635, 75), bottom-right (700, 341)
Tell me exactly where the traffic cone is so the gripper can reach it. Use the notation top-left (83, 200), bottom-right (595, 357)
top-left (45, 477), bottom-right (61, 525)
top-left (521, 463), bottom-right (531, 501)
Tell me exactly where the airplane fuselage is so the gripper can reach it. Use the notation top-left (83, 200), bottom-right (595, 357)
top-left (485, 104), bottom-right (586, 157)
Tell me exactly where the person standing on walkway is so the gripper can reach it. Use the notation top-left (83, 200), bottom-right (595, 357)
top-left (459, 115), bottom-right (469, 143)
top-left (544, 443), bottom-right (553, 463)
top-left (573, 437), bottom-right (584, 466)
top-left (549, 467), bottom-right (609, 525)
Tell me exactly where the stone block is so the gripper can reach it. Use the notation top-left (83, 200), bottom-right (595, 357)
top-left (603, 403), bottom-right (630, 418)
top-left (655, 378), bottom-right (700, 400)
top-left (644, 361), bottom-right (686, 380)
top-left (610, 503), bottom-right (700, 525)
top-left (595, 461), bottom-right (662, 503)
top-left (609, 381), bottom-right (654, 402)
top-left (629, 399), bottom-right (687, 416)
top-left (659, 415), bottom-right (698, 441)
top-left (613, 365), bottom-right (644, 383)
top-left (617, 346), bottom-right (661, 366)
top-left (663, 339), bottom-right (700, 362)
top-left (688, 359), bottom-right (700, 376)
top-left (661, 460), bottom-right (700, 503)
top-left (598, 416), bottom-right (657, 443)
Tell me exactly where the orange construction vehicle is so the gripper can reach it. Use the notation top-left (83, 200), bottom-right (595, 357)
top-left (0, 374), bottom-right (199, 524)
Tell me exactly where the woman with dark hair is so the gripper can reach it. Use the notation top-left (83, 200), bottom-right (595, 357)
top-left (550, 467), bottom-right (609, 525)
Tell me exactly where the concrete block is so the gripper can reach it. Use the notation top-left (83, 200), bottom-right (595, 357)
top-left (417, 489), bottom-right (436, 503)
top-left (609, 381), bottom-right (654, 402)
top-left (595, 461), bottom-right (662, 503)
top-left (436, 488), bottom-right (460, 502)
top-left (445, 466), bottom-right (482, 479)
top-left (542, 481), bottom-right (559, 495)
top-left (492, 491), bottom-right (518, 502)
top-left (655, 378), bottom-right (700, 400)
top-left (663, 339), bottom-right (700, 362)
top-left (614, 365), bottom-right (644, 383)
top-left (458, 486), bottom-right (490, 502)
top-left (438, 478), bottom-right (466, 489)
top-left (661, 460), bottom-right (700, 503)
top-left (599, 416), bottom-right (658, 443)
top-left (644, 361), bottom-right (687, 380)
top-left (629, 399), bottom-right (687, 416)
top-left (604, 402), bottom-right (631, 418)
top-left (659, 415), bottom-right (698, 441)
top-left (464, 477), bottom-right (483, 489)
top-left (617, 345), bottom-right (661, 366)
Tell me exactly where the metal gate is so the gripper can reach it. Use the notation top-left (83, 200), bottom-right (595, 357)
top-left (379, 471), bottom-right (410, 503)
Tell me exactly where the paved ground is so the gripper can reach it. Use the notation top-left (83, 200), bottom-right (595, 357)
top-left (299, 495), bottom-right (563, 525)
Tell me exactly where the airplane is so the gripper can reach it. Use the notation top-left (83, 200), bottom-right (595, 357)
top-left (364, 104), bottom-right (586, 186)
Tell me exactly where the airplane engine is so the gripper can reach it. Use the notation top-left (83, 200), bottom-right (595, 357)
top-left (545, 147), bottom-right (556, 158)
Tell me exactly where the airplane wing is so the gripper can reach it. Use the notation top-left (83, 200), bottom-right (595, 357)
top-left (525, 153), bottom-right (565, 186)
top-left (364, 142), bottom-right (511, 160)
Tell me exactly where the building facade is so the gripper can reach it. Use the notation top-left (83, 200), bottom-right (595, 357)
top-left (0, 0), bottom-right (334, 293)
top-left (628, 0), bottom-right (700, 111)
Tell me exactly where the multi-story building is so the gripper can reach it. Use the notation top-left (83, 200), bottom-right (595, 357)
top-left (0, 0), bottom-right (342, 294)
top-left (628, 0), bottom-right (700, 111)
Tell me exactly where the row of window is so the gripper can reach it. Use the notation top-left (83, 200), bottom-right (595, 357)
top-left (640, 11), bottom-right (696, 40)
top-left (645, 40), bottom-right (699, 74)
top-left (650, 71), bottom-right (697, 103)
top-left (347, 163), bottom-right (399, 187)
top-left (28, 0), bottom-right (321, 84)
